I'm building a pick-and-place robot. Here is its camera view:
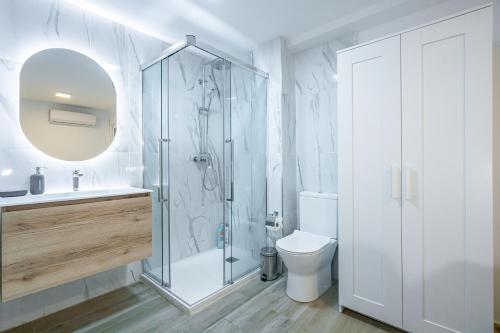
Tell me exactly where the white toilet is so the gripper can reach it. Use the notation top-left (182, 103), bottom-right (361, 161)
top-left (276, 191), bottom-right (338, 302)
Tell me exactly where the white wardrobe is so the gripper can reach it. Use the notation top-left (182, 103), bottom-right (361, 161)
top-left (338, 6), bottom-right (493, 333)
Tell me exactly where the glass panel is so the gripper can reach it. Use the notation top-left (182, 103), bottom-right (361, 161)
top-left (227, 65), bottom-right (268, 282)
top-left (167, 46), bottom-right (226, 305)
top-left (160, 58), bottom-right (171, 287)
top-left (142, 43), bottom-right (267, 303)
top-left (142, 61), bottom-right (165, 284)
top-left (223, 61), bottom-right (232, 285)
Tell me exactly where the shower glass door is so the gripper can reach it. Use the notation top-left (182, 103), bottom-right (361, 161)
top-left (166, 46), bottom-right (228, 304)
top-left (143, 39), bottom-right (268, 306)
top-left (142, 58), bottom-right (170, 287)
top-left (224, 64), bottom-right (268, 283)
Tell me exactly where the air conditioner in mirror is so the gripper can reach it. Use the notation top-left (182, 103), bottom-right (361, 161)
top-left (49, 109), bottom-right (97, 127)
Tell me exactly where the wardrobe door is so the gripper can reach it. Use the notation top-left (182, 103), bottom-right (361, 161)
top-left (338, 35), bottom-right (402, 328)
top-left (401, 7), bottom-right (492, 333)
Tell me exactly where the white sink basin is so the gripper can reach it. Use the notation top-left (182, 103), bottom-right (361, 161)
top-left (0, 187), bottom-right (151, 208)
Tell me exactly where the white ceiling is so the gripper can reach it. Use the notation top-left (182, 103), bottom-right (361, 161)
top-left (69, 0), bottom-right (463, 57)
top-left (20, 48), bottom-right (116, 111)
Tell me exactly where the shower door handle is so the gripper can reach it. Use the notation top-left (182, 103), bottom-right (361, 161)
top-left (226, 139), bottom-right (234, 202)
top-left (158, 138), bottom-right (169, 203)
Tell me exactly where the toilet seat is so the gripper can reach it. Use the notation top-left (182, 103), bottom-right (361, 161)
top-left (276, 230), bottom-right (333, 255)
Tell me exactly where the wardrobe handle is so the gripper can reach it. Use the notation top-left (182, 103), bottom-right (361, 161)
top-left (405, 167), bottom-right (415, 201)
top-left (391, 166), bottom-right (401, 200)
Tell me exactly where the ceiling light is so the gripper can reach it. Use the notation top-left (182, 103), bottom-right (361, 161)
top-left (1, 169), bottom-right (13, 176)
top-left (55, 92), bottom-right (72, 99)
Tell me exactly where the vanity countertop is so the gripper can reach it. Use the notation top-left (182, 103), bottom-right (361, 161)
top-left (0, 187), bottom-right (152, 208)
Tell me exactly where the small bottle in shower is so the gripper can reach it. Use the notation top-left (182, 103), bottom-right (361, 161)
top-left (216, 223), bottom-right (225, 249)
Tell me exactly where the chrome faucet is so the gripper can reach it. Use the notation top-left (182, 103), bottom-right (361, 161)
top-left (72, 170), bottom-right (83, 191)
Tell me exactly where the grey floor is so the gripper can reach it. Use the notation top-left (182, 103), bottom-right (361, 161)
top-left (5, 277), bottom-right (403, 333)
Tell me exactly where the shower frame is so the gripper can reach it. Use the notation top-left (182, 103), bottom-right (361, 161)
top-left (141, 35), bottom-right (268, 77)
top-left (140, 35), bottom-right (269, 312)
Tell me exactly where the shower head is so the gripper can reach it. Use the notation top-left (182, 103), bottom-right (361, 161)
top-left (208, 59), bottom-right (225, 70)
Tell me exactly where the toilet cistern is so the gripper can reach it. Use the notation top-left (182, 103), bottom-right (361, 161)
top-left (72, 170), bottom-right (84, 191)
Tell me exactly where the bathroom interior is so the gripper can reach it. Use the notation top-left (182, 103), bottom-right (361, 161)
top-left (0, 0), bottom-right (499, 332)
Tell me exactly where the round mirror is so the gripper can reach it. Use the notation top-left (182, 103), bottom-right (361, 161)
top-left (20, 49), bottom-right (117, 161)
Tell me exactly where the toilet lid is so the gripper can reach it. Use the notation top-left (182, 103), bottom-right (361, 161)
top-left (276, 230), bottom-right (331, 254)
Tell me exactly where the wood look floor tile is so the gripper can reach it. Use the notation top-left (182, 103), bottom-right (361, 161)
top-left (32, 283), bottom-right (153, 332)
top-left (4, 276), bottom-right (403, 333)
top-left (202, 319), bottom-right (244, 333)
top-left (2, 324), bottom-right (34, 333)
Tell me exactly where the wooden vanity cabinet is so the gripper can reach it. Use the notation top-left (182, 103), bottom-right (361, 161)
top-left (1, 192), bottom-right (152, 301)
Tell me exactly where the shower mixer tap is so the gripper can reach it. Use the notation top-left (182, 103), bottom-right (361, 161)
top-left (193, 153), bottom-right (211, 162)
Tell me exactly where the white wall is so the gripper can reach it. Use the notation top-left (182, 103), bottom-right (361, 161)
top-left (20, 99), bottom-right (113, 162)
top-left (0, 0), bottom-right (166, 330)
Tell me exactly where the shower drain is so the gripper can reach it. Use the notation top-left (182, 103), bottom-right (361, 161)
top-left (225, 257), bottom-right (239, 263)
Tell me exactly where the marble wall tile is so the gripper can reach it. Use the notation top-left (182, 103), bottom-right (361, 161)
top-left (292, 37), bottom-right (357, 243)
top-left (254, 37), bottom-right (297, 235)
top-left (294, 39), bottom-right (354, 196)
top-left (253, 39), bottom-right (283, 218)
top-left (166, 49), bottom-right (225, 262)
top-left (281, 40), bottom-right (297, 235)
top-left (0, 0), bottom-right (166, 330)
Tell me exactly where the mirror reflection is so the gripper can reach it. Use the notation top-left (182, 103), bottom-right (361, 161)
top-left (20, 48), bottom-right (117, 161)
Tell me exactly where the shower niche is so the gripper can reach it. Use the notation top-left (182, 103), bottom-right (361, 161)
top-left (142, 36), bottom-right (268, 309)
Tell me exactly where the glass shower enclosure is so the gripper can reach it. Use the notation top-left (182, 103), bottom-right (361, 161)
top-left (142, 36), bottom-right (268, 308)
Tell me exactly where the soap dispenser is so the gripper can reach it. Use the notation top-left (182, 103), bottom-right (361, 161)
top-left (30, 167), bottom-right (46, 195)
